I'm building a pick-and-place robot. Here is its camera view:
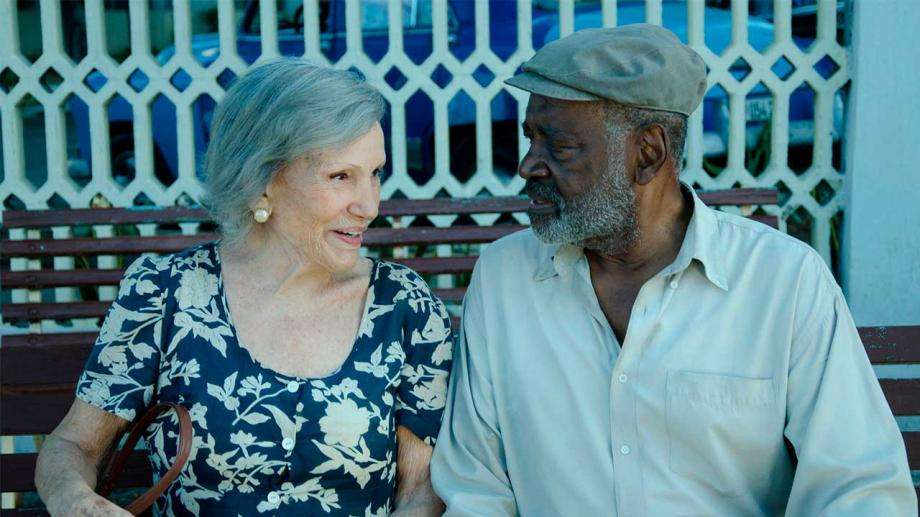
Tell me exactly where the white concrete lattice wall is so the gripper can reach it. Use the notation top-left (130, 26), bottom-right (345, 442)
top-left (1, 0), bottom-right (850, 263)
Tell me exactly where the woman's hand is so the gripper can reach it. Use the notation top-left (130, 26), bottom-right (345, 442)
top-left (392, 426), bottom-right (444, 516)
top-left (36, 399), bottom-right (132, 517)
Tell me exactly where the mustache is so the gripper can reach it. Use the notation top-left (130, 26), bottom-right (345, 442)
top-left (524, 180), bottom-right (563, 205)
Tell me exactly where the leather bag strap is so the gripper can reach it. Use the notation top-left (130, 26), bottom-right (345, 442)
top-left (97, 402), bottom-right (193, 515)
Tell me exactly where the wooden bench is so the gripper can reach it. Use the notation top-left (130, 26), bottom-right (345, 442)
top-left (2, 189), bottom-right (917, 511)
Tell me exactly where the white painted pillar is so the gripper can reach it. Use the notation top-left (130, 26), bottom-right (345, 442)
top-left (841, 0), bottom-right (920, 326)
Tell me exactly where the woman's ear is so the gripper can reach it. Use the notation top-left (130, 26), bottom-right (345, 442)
top-left (635, 124), bottom-right (668, 185)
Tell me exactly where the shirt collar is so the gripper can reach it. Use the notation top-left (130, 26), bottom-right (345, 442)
top-left (662, 184), bottom-right (729, 291)
top-left (534, 242), bottom-right (583, 281)
top-left (532, 183), bottom-right (728, 291)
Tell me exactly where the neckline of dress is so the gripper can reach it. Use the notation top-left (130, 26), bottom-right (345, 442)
top-left (212, 241), bottom-right (379, 382)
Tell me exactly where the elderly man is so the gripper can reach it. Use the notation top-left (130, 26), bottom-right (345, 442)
top-left (430, 24), bottom-right (915, 515)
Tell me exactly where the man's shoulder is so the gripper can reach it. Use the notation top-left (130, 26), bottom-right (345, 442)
top-left (712, 209), bottom-right (816, 263)
top-left (710, 209), bottom-right (837, 294)
top-left (476, 228), bottom-right (548, 275)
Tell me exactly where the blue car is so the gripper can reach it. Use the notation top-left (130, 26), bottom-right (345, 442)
top-left (71, 0), bottom-right (842, 186)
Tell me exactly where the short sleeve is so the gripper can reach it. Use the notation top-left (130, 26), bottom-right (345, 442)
top-left (396, 277), bottom-right (454, 444)
top-left (75, 254), bottom-right (168, 421)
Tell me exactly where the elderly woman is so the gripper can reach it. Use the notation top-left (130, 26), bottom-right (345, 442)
top-left (35, 59), bottom-right (453, 516)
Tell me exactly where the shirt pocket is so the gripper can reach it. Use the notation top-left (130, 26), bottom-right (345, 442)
top-left (666, 370), bottom-right (777, 496)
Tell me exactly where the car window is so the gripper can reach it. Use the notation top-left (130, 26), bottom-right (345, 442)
top-left (363, 0), bottom-right (433, 31)
top-left (243, 0), bottom-right (330, 34)
top-left (244, 0), bottom-right (439, 34)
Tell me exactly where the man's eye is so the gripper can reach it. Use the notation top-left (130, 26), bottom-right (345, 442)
top-left (331, 172), bottom-right (348, 181)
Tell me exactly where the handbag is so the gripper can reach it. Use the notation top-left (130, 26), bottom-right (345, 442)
top-left (96, 402), bottom-right (194, 515)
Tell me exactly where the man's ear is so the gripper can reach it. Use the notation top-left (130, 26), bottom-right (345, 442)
top-left (635, 124), bottom-right (668, 185)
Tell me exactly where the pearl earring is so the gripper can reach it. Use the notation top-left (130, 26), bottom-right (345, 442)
top-left (253, 208), bottom-right (270, 223)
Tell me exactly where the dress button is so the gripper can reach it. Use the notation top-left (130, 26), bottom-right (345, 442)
top-left (618, 373), bottom-right (628, 384)
top-left (286, 381), bottom-right (299, 393)
top-left (620, 445), bottom-right (631, 455)
top-left (282, 437), bottom-right (295, 450)
top-left (267, 491), bottom-right (281, 504)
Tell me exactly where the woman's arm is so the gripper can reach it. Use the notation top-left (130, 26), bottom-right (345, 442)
top-left (35, 399), bottom-right (132, 516)
top-left (392, 425), bottom-right (444, 516)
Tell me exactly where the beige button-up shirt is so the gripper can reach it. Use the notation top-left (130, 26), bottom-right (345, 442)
top-left (431, 188), bottom-right (915, 516)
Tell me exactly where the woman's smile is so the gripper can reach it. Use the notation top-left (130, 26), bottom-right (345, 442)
top-left (330, 227), bottom-right (365, 247)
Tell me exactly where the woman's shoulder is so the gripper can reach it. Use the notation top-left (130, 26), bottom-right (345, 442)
top-left (128, 241), bottom-right (219, 278)
top-left (167, 240), bottom-right (220, 272)
top-left (373, 259), bottom-right (440, 303)
top-left (117, 242), bottom-right (220, 302)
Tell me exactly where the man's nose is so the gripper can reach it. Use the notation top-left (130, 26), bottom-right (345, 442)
top-left (518, 148), bottom-right (549, 181)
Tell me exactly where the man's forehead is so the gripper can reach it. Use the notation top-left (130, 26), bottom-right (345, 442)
top-left (524, 95), bottom-right (604, 133)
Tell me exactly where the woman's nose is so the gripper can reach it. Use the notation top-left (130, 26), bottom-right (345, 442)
top-left (350, 178), bottom-right (379, 221)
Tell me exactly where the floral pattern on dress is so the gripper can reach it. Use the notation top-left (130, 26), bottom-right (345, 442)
top-left (76, 242), bottom-right (453, 516)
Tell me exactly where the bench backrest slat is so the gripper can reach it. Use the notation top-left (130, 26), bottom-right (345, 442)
top-left (0, 191), bottom-right (778, 229)
top-left (0, 226), bottom-right (529, 258)
top-left (0, 257), bottom-right (482, 290)
top-left (3, 289), bottom-right (465, 323)
top-left (0, 452), bottom-right (151, 493)
top-left (859, 326), bottom-right (920, 363)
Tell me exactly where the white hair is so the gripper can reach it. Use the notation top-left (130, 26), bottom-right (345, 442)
top-left (202, 58), bottom-right (386, 245)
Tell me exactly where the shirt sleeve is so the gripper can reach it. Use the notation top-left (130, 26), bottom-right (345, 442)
top-left (430, 266), bottom-right (518, 516)
top-left (784, 254), bottom-right (916, 515)
top-left (75, 254), bottom-right (168, 422)
top-left (395, 273), bottom-right (454, 445)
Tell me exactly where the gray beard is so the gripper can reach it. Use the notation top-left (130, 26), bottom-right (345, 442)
top-left (525, 154), bottom-right (639, 255)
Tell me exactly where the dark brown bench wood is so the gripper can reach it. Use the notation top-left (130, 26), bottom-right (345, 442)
top-left (4, 190), bottom-right (915, 507)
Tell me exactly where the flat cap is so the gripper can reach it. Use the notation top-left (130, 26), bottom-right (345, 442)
top-left (505, 24), bottom-right (707, 116)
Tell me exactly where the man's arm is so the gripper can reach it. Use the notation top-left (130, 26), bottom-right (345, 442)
top-left (784, 265), bottom-right (916, 515)
top-left (430, 273), bottom-right (517, 516)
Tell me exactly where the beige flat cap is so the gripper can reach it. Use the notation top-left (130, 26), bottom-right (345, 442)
top-left (505, 24), bottom-right (707, 116)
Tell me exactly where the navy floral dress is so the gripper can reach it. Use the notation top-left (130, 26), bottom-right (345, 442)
top-left (76, 242), bottom-right (453, 516)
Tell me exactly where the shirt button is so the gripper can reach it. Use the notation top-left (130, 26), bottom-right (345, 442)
top-left (669, 279), bottom-right (679, 289)
top-left (620, 445), bottom-right (631, 455)
top-left (267, 491), bottom-right (281, 504)
top-left (282, 437), bottom-right (295, 450)
top-left (286, 381), bottom-right (299, 393)
top-left (618, 373), bottom-right (628, 384)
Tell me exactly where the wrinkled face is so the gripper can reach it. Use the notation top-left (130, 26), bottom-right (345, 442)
top-left (519, 95), bottom-right (639, 253)
top-left (265, 122), bottom-right (385, 272)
